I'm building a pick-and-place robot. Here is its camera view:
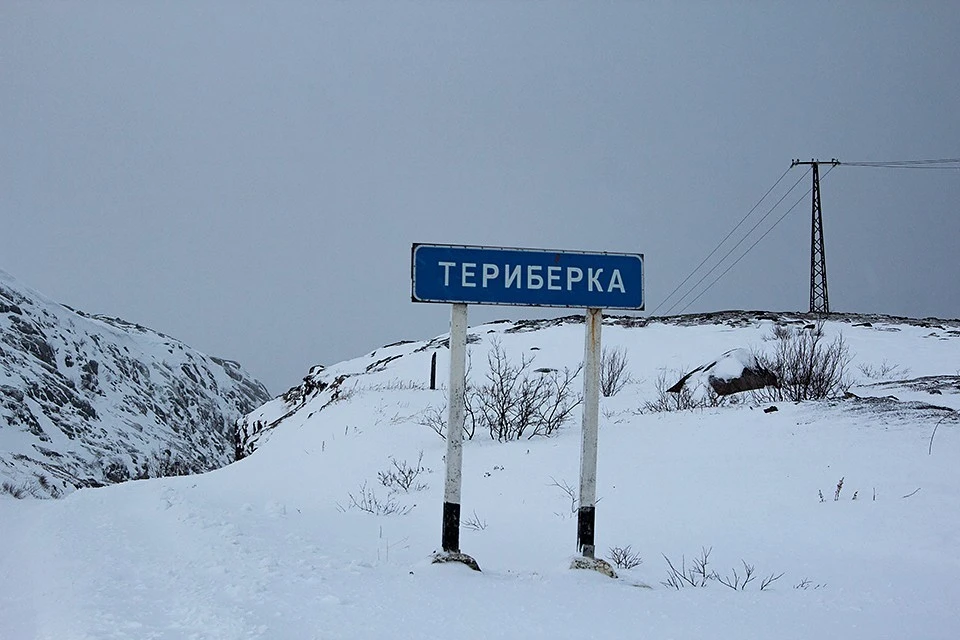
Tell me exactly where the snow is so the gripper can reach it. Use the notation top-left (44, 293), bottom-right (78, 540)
top-left (2, 314), bottom-right (959, 638)
top-left (706, 347), bottom-right (759, 380)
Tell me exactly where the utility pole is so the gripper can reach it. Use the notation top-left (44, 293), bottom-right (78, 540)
top-left (791, 158), bottom-right (839, 314)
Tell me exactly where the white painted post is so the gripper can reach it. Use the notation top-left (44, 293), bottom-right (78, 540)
top-left (442, 302), bottom-right (468, 552)
top-left (577, 307), bottom-right (602, 558)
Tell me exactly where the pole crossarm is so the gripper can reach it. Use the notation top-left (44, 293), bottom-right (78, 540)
top-left (791, 158), bottom-right (841, 168)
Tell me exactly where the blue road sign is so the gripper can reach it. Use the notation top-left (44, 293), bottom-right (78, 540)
top-left (411, 244), bottom-right (644, 310)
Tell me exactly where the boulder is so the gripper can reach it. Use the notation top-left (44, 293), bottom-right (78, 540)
top-left (668, 348), bottom-right (777, 397)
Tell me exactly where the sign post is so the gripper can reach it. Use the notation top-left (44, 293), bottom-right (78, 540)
top-left (578, 307), bottom-right (602, 558)
top-left (412, 244), bottom-right (643, 571)
top-left (442, 302), bottom-right (468, 554)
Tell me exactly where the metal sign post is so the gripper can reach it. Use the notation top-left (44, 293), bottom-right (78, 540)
top-left (411, 243), bottom-right (643, 571)
top-left (442, 303), bottom-right (467, 554)
top-left (577, 307), bottom-right (602, 558)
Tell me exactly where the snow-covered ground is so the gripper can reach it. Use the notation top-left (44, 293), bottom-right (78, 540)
top-left (2, 314), bottom-right (958, 639)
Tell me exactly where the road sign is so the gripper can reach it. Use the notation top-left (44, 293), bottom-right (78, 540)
top-left (412, 244), bottom-right (644, 310)
top-left (414, 242), bottom-right (644, 572)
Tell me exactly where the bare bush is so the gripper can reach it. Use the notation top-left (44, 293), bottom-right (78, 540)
top-left (754, 323), bottom-right (851, 402)
top-left (528, 364), bottom-right (583, 438)
top-left (549, 476), bottom-right (579, 518)
top-left (419, 404), bottom-right (445, 440)
top-left (662, 548), bottom-right (784, 591)
top-left (339, 481), bottom-right (413, 516)
top-left (1, 481), bottom-right (37, 499)
top-left (857, 360), bottom-right (910, 381)
top-left (818, 476), bottom-right (866, 502)
top-left (794, 578), bottom-right (827, 590)
top-left (461, 510), bottom-right (488, 531)
top-left (766, 323), bottom-right (794, 341)
top-left (35, 474), bottom-right (62, 498)
top-left (472, 340), bottom-right (582, 441)
top-left (715, 563), bottom-right (782, 591)
top-left (643, 370), bottom-right (725, 413)
top-left (760, 571), bottom-right (785, 590)
top-left (608, 545), bottom-right (643, 569)
top-left (377, 451), bottom-right (427, 493)
top-left (418, 402), bottom-right (476, 441)
top-left (364, 379), bottom-right (429, 392)
top-left (716, 560), bottom-right (757, 590)
top-left (645, 370), bottom-right (696, 412)
top-left (1, 476), bottom-right (64, 499)
top-left (135, 448), bottom-right (196, 480)
top-left (420, 341), bottom-right (582, 441)
top-left (662, 547), bottom-right (714, 589)
top-left (600, 346), bottom-right (631, 397)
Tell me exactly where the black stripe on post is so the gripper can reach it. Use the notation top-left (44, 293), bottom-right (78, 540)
top-left (577, 505), bottom-right (595, 558)
top-left (442, 501), bottom-right (461, 552)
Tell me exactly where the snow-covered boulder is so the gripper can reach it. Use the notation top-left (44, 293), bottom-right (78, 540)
top-left (668, 348), bottom-right (777, 397)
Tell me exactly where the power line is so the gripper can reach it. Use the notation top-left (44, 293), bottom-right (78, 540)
top-left (655, 154), bottom-right (956, 319)
top-left (840, 158), bottom-right (960, 170)
top-left (840, 165), bottom-right (959, 170)
top-left (842, 158), bottom-right (960, 165)
top-left (677, 164), bottom-right (838, 315)
top-left (649, 165), bottom-right (793, 316)
top-left (660, 166), bottom-right (811, 317)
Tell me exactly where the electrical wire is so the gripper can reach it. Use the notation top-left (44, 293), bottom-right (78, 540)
top-left (677, 164), bottom-right (838, 314)
top-left (660, 166), bottom-right (811, 317)
top-left (654, 155), bottom-right (955, 318)
top-left (842, 158), bottom-right (960, 165)
top-left (842, 165), bottom-right (959, 170)
top-left (841, 158), bottom-right (960, 170)
top-left (649, 165), bottom-right (794, 316)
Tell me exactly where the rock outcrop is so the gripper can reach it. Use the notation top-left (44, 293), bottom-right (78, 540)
top-left (0, 269), bottom-right (271, 497)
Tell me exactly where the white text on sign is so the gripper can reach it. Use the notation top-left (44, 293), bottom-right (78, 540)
top-left (437, 261), bottom-right (627, 294)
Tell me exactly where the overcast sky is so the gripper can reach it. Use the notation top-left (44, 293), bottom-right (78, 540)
top-left (3, 2), bottom-right (958, 393)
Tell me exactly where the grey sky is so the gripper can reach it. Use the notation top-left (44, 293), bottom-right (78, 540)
top-left (3, 2), bottom-right (958, 393)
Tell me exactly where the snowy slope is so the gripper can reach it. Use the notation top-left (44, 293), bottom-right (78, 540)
top-left (0, 269), bottom-right (271, 497)
top-left (1, 312), bottom-right (958, 639)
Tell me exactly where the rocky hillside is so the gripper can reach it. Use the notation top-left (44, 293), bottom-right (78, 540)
top-left (0, 269), bottom-right (271, 498)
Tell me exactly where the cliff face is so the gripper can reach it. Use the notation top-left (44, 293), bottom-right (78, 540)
top-left (0, 269), bottom-right (271, 497)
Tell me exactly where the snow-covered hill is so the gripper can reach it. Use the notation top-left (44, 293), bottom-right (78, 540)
top-left (0, 269), bottom-right (271, 497)
top-left (1, 311), bottom-right (958, 638)
top-left (239, 311), bottom-right (960, 453)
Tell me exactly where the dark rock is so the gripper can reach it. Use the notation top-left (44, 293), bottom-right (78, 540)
top-left (668, 349), bottom-right (777, 397)
top-left (366, 354), bottom-right (402, 373)
top-left (708, 368), bottom-right (778, 396)
top-left (432, 551), bottom-right (481, 572)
